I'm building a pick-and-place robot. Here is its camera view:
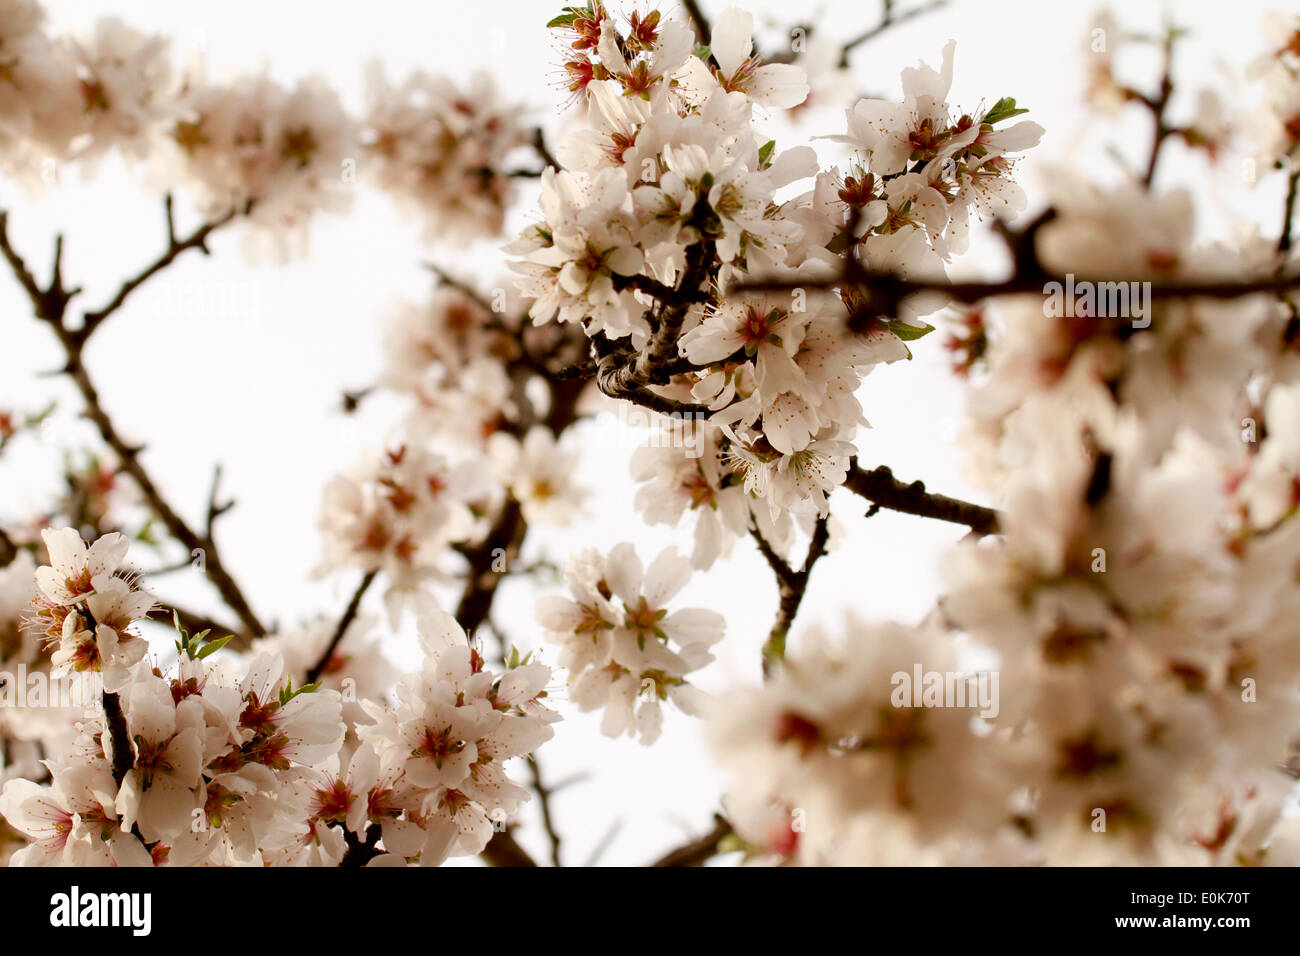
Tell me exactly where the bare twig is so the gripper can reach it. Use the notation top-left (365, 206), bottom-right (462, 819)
top-left (582, 818), bottom-right (624, 867)
top-left (651, 814), bottom-right (732, 866)
top-left (750, 514), bottom-right (832, 676)
top-left (840, 0), bottom-right (950, 66)
top-left (1126, 27), bottom-right (1180, 189)
top-left (74, 195), bottom-right (245, 348)
top-left (204, 463), bottom-right (235, 540)
top-left (305, 569), bottom-right (377, 685)
top-left (843, 461), bottom-right (998, 534)
top-left (0, 204), bottom-right (266, 640)
top-left (1279, 168), bottom-right (1300, 258)
top-left (527, 756), bottom-right (564, 867)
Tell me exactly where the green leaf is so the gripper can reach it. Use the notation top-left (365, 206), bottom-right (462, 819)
top-left (826, 230), bottom-right (854, 254)
top-left (757, 139), bottom-right (776, 169)
top-left (982, 96), bottom-right (1028, 126)
top-left (547, 5), bottom-right (591, 28)
top-left (196, 635), bottom-right (233, 659)
top-left (279, 680), bottom-right (320, 705)
top-left (885, 319), bottom-right (935, 341)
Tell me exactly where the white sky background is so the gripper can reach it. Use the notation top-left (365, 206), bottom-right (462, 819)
top-left (0, 0), bottom-right (1291, 865)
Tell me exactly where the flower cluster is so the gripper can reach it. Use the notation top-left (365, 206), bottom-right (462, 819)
top-left (0, 532), bottom-right (556, 867)
top-left (1248, 13), bottom-right (1300, 168)
top-left (510, 9), bottom-right (1039, 543)
top-left (0, 5), bottom-right (176, 179)
top-left (27, 529), bottom-right (152, 693)
top-left (317, 445), bottom-right (485, 623)
top-left (5, 0), bottom-right (1299, 872)
top-left (0, 0), bottom-right (548, 253)
top-left (354, 606), bottom-right (556, 864)
top-left (362, 68), bottom-right (532, 241)
top-left (536, 543), bottom-right (722, 743)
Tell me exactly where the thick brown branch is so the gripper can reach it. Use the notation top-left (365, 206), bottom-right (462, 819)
top-left (480, 827), bottom-right (540, 867)
top-left (595, 239), bottom-right (714, 401)
top-left (340, 823), bottom-right (382, 867)
top-left (102, 690), bottom-right (135, 787)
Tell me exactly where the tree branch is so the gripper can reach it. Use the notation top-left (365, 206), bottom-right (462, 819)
top-left (305, 569), bottom-right (377, 686)
top-left (527, 756), bottom-right (564, 867)
top-left (840, 0), bottom-right (950, 66)
top-left (844, 461), bottom-right (998, 534)
top-left (1279, 168), bottom-right (1299, 258)
top-left (750, 514), bottom-right (832, 676)
top-left (651, 813), bottom-right (732, 866)
top-left (74, 195), bottom-right (244, 348)
top-left (680, 0), bottom-right (711, 47)
top-left (0, 205), bottom-right (267, 640)
top-left (102, 690), bottom-right (135, 788)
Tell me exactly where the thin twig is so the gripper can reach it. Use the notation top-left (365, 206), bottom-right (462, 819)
top-left (582, 818), bottom-right (624, 867)
top-left (1279, 168), bottom-right (1300, 258)
top-left (843, 461), bottom-right (998, 534)
top-left (840, 0), bottom-right (949, 66)
top-left (750, 514), bottom-right (832, 676)
top-left (650, 814), bottom-right (732, 866)
top-left (527, 756), bottom-right (564, 867)
top-left (74, 195), bottom-right (245, 348)
top-left (0, 204), bottom-right (267, 640)
top-left (305, 569), bottom-right (377, 685)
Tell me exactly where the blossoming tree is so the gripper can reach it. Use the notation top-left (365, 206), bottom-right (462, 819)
top-left (2, 0), bottom-right (1300, 866)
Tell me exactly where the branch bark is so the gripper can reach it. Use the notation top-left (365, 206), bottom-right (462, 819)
top-left (305, 569), bottom-right (377, 685)
top-left (751, 515), bottom-right (832, 676)
top-left (844, 461), bottom-right (999, 534)
top-left (0, 204), bottom-right (266, 640)
top-left (651, 814), bottom-right (732, 866)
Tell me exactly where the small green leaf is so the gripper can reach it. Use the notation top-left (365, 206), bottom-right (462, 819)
top-left (886, 319), bottom-right (935, 341)
top-left (196, 635), bottom-right (233, 659)
top-left (982, 96), bottom-right (1028, 126)
top-left (757, 139), bottom-right (776, 169)
top-left (826, 230), bottom-right (854, 254)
